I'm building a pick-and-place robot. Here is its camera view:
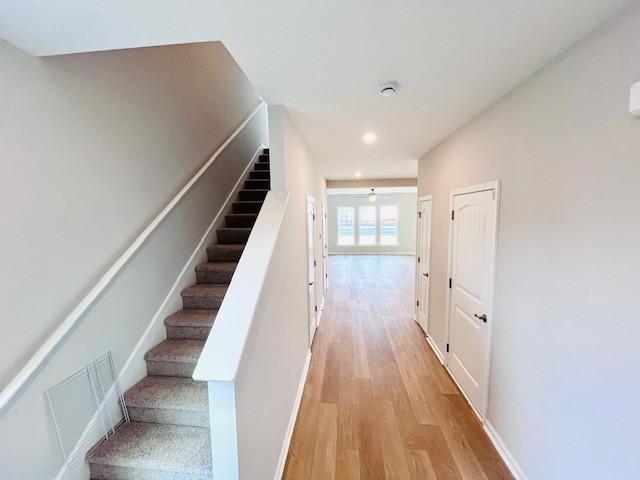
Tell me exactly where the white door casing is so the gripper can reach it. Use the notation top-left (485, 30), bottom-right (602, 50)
top-left (306, 196), bottom-right (318, 346)
top-left (322, 202), bottom-right (328, 295)
top-left (445, 182), bottom-right (499, 419)
top-left (416, 196), bottom-right (432, 335)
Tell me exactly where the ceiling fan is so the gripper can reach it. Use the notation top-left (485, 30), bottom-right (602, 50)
top-left (355, 188), bottom-right (392, 202)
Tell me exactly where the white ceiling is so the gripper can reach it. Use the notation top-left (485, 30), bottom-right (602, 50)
top-left (0, 0), bottom-right (630, 180)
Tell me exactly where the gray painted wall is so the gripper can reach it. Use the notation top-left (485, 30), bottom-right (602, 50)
top-left (417, 7), bottom-right (640, 479)
top-left (328, 193), bottom-right (417, 255)
top-left (0, 40), bottom-right (266, 478)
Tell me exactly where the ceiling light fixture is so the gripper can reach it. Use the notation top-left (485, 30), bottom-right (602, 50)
top-left (362, 132), bottom-right (377, 144)
top-left (378, 81), bottom-right (398, 97)
top-left (354, 171), bottom-right (362, 178)
top-left (368, 188), bottom-right (377, 202)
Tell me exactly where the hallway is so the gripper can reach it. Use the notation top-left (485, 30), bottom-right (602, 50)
top-left (283, 255), bottom-right (512, 479)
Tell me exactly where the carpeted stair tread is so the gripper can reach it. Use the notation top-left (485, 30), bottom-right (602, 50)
top-left (144, 339), bottom-right (204, 364)
top-left (238, 189), bottom-right (268, 201)
top-left (87, 422), bottom-right (212, 479)
top-left (254, 162), bottom-right (270, 171)
top-left (225, 213), bottom-right (258, 227)
top-left (249, 171), bottom-right (270, 180)
top-left (165, 309), bottom-right (216, 328)
top-left (244, 179), bottom-right (270, 190)
top-left (181, 284), bottom-right (228, 309)
top-left (206, 243), bottom-right (245, 261)
top-left (124, 376), bottom-right (208, 427)
top-left (216, 227), bottom-right (252, 245)
top-left (195, 262), bottom-right (237, 284)
top-left (232, 200), bottom-right (263, 213)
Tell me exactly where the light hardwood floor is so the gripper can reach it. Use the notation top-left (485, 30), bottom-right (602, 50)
top-left (283, 255), bottom-right (512, 480)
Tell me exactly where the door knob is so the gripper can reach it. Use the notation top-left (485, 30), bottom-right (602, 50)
top-left (474, 313), bottom-right (487, 323)
top-left (308, 282), bottom-right (314, 286)
top-left (422, 273), bottom-right (429, 277)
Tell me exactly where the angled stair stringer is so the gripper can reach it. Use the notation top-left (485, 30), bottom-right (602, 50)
top-left (87, 148), bottom-right (270, 480)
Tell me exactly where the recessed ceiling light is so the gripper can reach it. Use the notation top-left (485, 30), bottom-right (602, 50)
top-left (362, 132), bottom-right (377, 144)
top-left (354, 171), bottom-right (362, 178)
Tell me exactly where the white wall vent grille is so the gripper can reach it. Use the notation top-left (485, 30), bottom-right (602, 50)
top-left (45, 352), bottom-right (129, 480)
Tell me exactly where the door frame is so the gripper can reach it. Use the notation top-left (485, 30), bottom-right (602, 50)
top-left (443, 181), bottom-right (500, 421)
top-left (414, 195), bottom-right (432, 334)
top-left (306, 195), bottom-right (318, 347)
top-left (322, 201), bottom-right (329, 295)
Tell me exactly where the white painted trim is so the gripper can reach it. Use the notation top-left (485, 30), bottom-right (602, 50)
top-left (443, 180), bottom-right (500, 420)
top-left (0, 101), bottom-right (266, 412)
top-left (414, 195), bottom-right (432, 333)
top-left (425, 335), bottom-right (445, 365)
top-left (117, 146), bottom-right (263, 388)
top-left (208, 381), bottom-right (239, 480)
top-left (274, 349), bottom-right (312, 480)
top-left (484, 421), bottom-right (529, 480)
top-left (306, 195), bottom-right (318, 348)
top-left (193, 192), bottom-right (289, 382)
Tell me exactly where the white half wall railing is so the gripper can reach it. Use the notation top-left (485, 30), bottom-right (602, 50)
top-left (193, 191), bottom-right (289, 480)
top-left (0, 101), bottom-right (266, 412)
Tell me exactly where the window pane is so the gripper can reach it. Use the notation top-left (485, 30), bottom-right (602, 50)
top-left (337, 207), bottom-right (355, 245)
top-left (380, 205), bottom-right (398, 245)
top-left (358, 206), bottom-right (377, 245)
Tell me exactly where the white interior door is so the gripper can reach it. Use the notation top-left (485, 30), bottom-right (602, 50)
top-left (306, 196), bottom-right (318, 346)
top-left (322, 202), bottom-right (328, 295)
top-left (416, 198), bottom-right (432, 334)
top-left (447, 185), bottom-right (498, 417)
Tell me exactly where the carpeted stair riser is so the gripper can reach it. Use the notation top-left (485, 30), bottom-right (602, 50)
top-left (166, 325), bottom-right (211, 340)
top-left (232, 201), bottom-right (263, 213)
top-left (181, 285), bottom-right (227, 309)
top-left (238, 189), bottom-right (268, 201)
top-left (216, 227), bottom-right (251, 244)
top-left (207, 244), bottom-right (244, 261)
top-left (127, 405), bottom-right (208, 428)
top-left (254, 162), bottom-right (270, 171)
top-left (195, 262), bottom-right (237, 284)
top-left (146, 360), bottom-right (196, 378)
top-left (90, 463), bottom-right (211, 480)
top-left (249, 170), bottom-right (270, 180)
top-left (225, 213), bottom-right (258, 227)
top-left (258, 154), bottom-right (270, 163)
top-left (182, 295), bottom-right (223, 309)
top-left (88, 422), bottom-right (212, 480)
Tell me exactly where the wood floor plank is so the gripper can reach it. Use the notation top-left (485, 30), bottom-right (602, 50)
top-left (336, 449), bottom-right (361, 480)
top-left (283, 256), bottom-right (513, 480)
top-left (310, 403), bottom-right (338, 480)
top-left (406, 449), bottom-right (437, 480)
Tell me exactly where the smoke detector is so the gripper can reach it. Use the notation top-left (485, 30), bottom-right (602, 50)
top-left (378, 81), bottom-right (398, 97)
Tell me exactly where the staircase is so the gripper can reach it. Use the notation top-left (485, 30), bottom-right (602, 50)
top-left (87, 149), bottom-right (270, 480)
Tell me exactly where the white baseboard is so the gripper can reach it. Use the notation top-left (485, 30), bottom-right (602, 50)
top-left (274, 349), bottom-right (312, 480)
top-left (118, 146), bottom-right (263, 390)
top-left (425, 335), bottom-right (445, 365)
top-left (484, 421), bottom-right (528, 480)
